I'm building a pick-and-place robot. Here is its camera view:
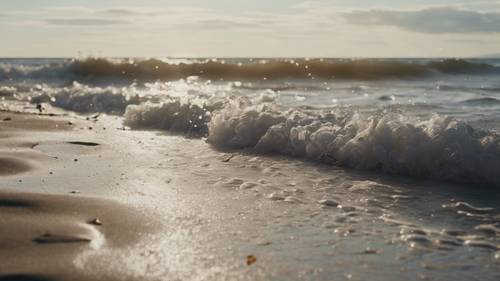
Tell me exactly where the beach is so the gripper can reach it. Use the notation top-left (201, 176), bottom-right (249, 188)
top-left (0, 58), bottom-right (499, 280)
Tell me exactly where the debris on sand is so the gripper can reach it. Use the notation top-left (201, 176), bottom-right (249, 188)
top-left (2, 117), bottom-right (11, 121)
top-left (221, 154), bottom-right (235, 162)
top-left (246, 255), bottom-right (257, 266)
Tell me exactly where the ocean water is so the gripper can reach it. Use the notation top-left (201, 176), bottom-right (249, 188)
top-left (1, 57), bottom-right (499, 279)
top-left (2, 57), bottom-right (500, 184)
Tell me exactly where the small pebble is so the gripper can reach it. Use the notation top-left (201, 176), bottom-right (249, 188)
top-left (240, 182), bottom-right (258, 189)
top-left (268, 193), bottom-right (285, 201)
top-left (318, 199), bottom-right (339, 207)
top-left (89, 218), bottom-right (102, 226)
top-left (361, 248), bottom-right (379, 254)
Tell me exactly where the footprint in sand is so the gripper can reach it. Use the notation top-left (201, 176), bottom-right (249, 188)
top-left (0, 157), bottom-right (33, 176)
top-left (0, 195), bottom-right (105, 250)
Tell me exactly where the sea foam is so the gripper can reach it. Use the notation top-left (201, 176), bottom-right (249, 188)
top-left (30, 82), bottom-right (141, 114)
top-left (122, 96), bottom-right (500, 185)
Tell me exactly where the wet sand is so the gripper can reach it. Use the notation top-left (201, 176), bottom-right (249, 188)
top-left (0, 112), bottom-right (152, 281)
top-left (0, 110), bottom-right (498, 281)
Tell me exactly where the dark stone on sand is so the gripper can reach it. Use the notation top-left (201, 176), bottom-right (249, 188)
top-left (89, 218), bottom-right (102, 226)
top-left (33, 233), bottom-right (91, 244)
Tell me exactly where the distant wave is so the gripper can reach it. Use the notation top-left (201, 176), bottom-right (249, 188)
top-left (437, 85), bottom-right (500, 93)
top-left (1, 58), bottom-right (499, 82)
top-left (459, 97), bottom-right (500, 106)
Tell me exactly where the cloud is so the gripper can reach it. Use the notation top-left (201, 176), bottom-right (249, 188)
top-left (100, 6), bottom-right (210, 18)
top-left (189, 19), bottom-right (264, 30)
top-left (45, 18), bottom-right (128, 26)
top-left (102, 8), bottom-right (138, 16)
top-left (290, 1), bottom-right (324, 10)
top-left (343, 7), bottom-right (500, 33)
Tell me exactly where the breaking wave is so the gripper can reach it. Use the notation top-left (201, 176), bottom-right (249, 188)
top-left (122, 96), bottom-right (500, 185)
top-left (25, 81), bottom-right (499, 185)
top-left (1, 58), bottom-right (499, 82)
top-left (30, 82), bottom-right (142, 114)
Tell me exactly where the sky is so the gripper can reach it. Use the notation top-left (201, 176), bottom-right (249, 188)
top-left (0, 0), bottom-right (500, 57)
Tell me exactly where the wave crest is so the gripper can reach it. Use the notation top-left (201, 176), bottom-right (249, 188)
top-left (2, 58), bottom-right (498, 82)
top-left (66, 58), bottom-right (499, 81)
top-left (123, 99), bottom-right (211, 134)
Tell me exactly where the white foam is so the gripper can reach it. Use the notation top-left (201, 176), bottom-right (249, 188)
top-left (206, 100), bottom-right (500, 184)
top-left (30, 82), bottom-right (141, 113)
top-left (62, 89), bottom-right (500, 185)
top-left (0, 86), bottom-right (17, 96)
top-left (124, 99), bottom-right (210, 134)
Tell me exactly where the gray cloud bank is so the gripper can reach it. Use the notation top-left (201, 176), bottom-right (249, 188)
top-left (45, 18), bottom-right (127, 26)
top-left (343, 7), bottom-right (500, 33)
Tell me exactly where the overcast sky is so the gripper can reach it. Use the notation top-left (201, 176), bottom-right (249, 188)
top-left (1, 0), bottom-right (499, 57)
